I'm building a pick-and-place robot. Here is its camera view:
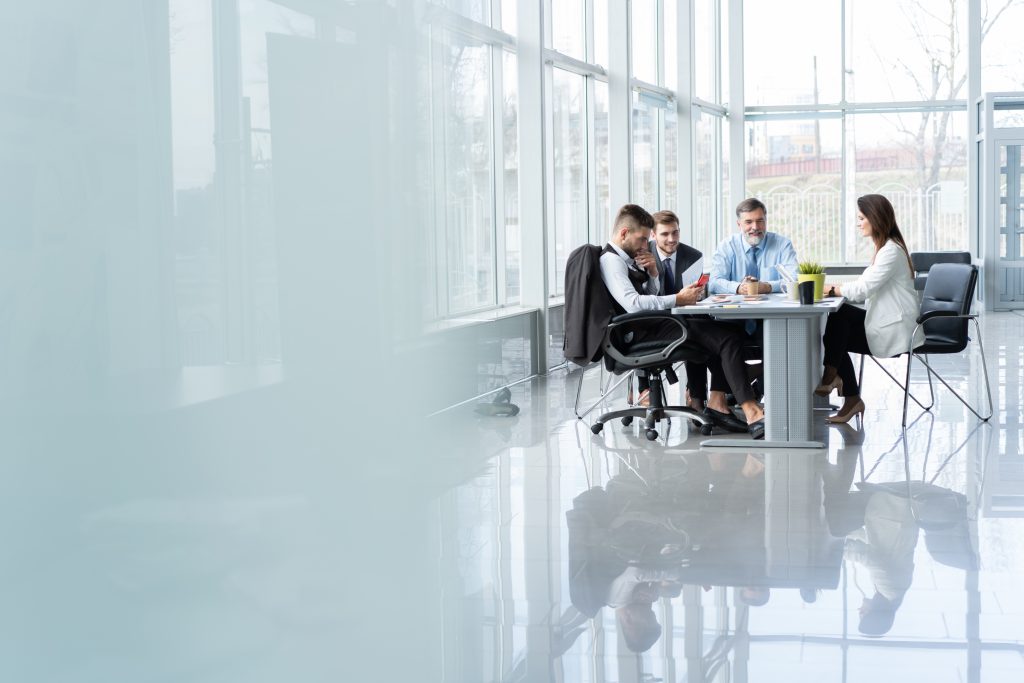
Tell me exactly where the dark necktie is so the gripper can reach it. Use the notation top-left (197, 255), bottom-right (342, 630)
top-left (663, 257), bottom-right (677, 295)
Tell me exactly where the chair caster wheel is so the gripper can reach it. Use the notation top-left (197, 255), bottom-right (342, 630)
top-left (591, 423), bottom-right (604, 434)
top-left (645, 429), bottom-right (658, 441)
top-left (621, 416), bottom-right (634, 426)
top-left (700, 424), bottom-right (713, 436)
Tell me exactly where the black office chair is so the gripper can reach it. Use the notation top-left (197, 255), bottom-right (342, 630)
top-left (860, 263), bottom-right (993, 427)
top-left (590, 311), bottom-right (710, 441)
top-left (910, 251), bottom-right (971, 291)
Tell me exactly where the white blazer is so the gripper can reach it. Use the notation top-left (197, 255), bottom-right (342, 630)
top-left (842, 240), bottom-right (923, 359)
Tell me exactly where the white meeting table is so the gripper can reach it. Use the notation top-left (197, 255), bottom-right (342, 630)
top-left (672, 293), bottom-right (844, 449)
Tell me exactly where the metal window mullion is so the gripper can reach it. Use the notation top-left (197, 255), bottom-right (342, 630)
top-left (968, 0), bottom-right (981, 265)
top-left (586, 74), bottom-right (599, 244)
top-left (585, 0), bottom-right (598, 243)
top-left (544, 64), bottom-right (557, 296)
top-left (430, 26), bottom-right (450, 319)
top-left (678, 0), bottom-right (694, 245)
top-left (519, 0), bottom-right (550, 371)
top-left (714, 0), bottom-right (723, 105)
top-left (840, 0), bottom-right (849, 264)
top-left (608, 0), bottom-right (632, 210)
top-left (727, 0), bottom-right (744, 209)
top-left (658, 107), bottom-right (666, 208)
top-left (493, 45), bottom-right (507, 307)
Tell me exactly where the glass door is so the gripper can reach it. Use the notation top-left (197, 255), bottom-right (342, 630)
top-left (995, 139), bottom-right (1024, 307)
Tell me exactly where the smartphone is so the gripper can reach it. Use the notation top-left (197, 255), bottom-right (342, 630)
top-left (696, 272), bottom-right (710, 287)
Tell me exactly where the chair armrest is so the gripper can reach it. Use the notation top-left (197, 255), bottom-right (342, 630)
top-left (917, 310), bottom-right (977, 324)
top-left (610, 310), bottom-right (677, 324)
top-left (603, 314), bottom-right (690, 368)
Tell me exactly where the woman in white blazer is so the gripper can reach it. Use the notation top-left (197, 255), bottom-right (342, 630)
top-left (815, 194), bottom-right (922, 423)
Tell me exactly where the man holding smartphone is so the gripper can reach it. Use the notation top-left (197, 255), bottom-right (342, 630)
top-left (599, 205), bottom-right (765, 438)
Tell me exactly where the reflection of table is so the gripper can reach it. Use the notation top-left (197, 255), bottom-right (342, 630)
top-left (672, 294), bottom-right (844, 449)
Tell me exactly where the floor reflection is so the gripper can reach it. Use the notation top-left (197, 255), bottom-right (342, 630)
top-left (439, 313), bottom-right (1024, 682)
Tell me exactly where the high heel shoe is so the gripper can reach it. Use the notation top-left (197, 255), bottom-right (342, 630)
top-left (825, 399), bottom-right (865, 424)
top-left (814, 367), bottom-right (843, 396)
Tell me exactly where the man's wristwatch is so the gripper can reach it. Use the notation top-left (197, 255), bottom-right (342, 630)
top-left (828, 285), bottom-right (837, 297)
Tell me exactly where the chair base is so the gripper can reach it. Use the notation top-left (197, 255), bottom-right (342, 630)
top-left (591, 404), bottom-right (708, 440)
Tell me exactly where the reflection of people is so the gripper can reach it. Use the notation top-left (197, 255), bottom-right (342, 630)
top-left (610, 569), bottom-right (680, 653)
top-left (818, 194), bottom-right (922, 424)
top-left (844, 490), bottom-right (919, 636)
top-left (709, 198), bottom-right (799, 296)
top-left (566, 469), bottom-right (692, 653)
top-left (598, 204), bottom-right (765, 437)
top-left (617, 601), bottom-right (662, 653)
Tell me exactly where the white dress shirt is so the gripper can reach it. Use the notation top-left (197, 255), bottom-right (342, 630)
top-left (599, 242), bottom-right (676, 312)
top-left (656, 246), bottom-right (704, 289)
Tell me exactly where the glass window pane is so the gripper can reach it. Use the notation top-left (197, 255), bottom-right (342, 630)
top-left (500, 0), bottom-right (517, 35)
top-left (744, 0), bottom-right (840, 106)
top-left (552, 0), bottom-right (585, 59)
top-left (631, 0), bottom-right (657, 83)
top-left (664, 104), bottom-right (678, 211)
top-left (695, 0), bottom-right (715, 100)
top-left (664, 0), bottom-right (678, 89)
top-left (503, 51), bottom-right (520, 303)
top-left (632, 93), bottom-right (658, 209)
top-left (746, 118), bottom-right (843, 264)
top-left (550, 68), bottom-right (587, 296)
top-left (444, 34), bottom-right (495, 312)
top-left (695, 110), bottom-right (723, 255)
top-left (982, 0), bottom-right (1024, 92)
top-left (720, 0), bottom-right (730, 104)
top-left (849, 112), bottom-right (968, 261)
top-left (594, 0), bottom-right (609, 66)
top-left (239, 1), bottom-right (314, 362)
top-left (170, 0), bottom-right (217, 364)
top-left (850, 0), bottom-right (967, 103)
top-left (595, 80), bottom-right (611, 239)
top-left (445, 0), bottom-right (489, 24)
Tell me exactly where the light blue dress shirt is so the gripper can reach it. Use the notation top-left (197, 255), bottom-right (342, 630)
top-left (709, 232), bottom-right (799, 294)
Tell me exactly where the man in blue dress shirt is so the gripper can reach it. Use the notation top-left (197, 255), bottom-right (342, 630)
top-left (709, 198), bottom-right (798, 296)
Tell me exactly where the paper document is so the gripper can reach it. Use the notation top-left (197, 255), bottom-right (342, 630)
top-left (776, 263), bottom-right (797, 283)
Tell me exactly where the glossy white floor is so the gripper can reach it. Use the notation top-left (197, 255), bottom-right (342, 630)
top-left (433, 310), bottom-right (1024, 683)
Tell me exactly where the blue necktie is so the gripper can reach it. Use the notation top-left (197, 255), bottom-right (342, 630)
top-left (663, 258), bottom-right (677, 295)
top-left (746, 246), bottom-right (760, 279)
top-left (744, 246), bottom-right (759, 335)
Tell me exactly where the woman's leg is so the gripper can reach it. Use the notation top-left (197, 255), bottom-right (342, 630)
top-left (823, 304), bottom-right (868, 397)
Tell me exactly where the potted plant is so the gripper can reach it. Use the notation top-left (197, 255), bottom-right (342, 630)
top-left (797, 261), bottom-right (826, 301)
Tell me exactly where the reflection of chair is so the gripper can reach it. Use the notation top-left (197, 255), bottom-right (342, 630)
top-left (910, 251), bottom-right (971, 291)
top-left (589, 311), bottom-right (710, 441)
top-left (859, 263), bottom-right (993, 426)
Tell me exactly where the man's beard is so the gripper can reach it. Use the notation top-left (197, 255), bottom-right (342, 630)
top-left (745, 233), bottom-right (764, 247)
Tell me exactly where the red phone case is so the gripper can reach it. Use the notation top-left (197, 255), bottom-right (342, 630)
top-left (696, 273), bottom-right (710, 286)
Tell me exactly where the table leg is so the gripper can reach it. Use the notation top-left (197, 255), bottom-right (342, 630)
top-left (701, 315), bottom-right (824, 449)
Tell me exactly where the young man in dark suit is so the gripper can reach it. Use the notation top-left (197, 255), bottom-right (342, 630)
top-left (598, 204), bottom-right (765, 437)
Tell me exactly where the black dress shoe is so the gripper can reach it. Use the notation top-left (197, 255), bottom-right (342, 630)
top-left (703, 407), bottom-right (748, 433)
top-left (748, 418), bottom-right (765, 440)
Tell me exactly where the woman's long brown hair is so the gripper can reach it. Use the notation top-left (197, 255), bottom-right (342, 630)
top-left (857, 194), bottom-right (913, 275)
